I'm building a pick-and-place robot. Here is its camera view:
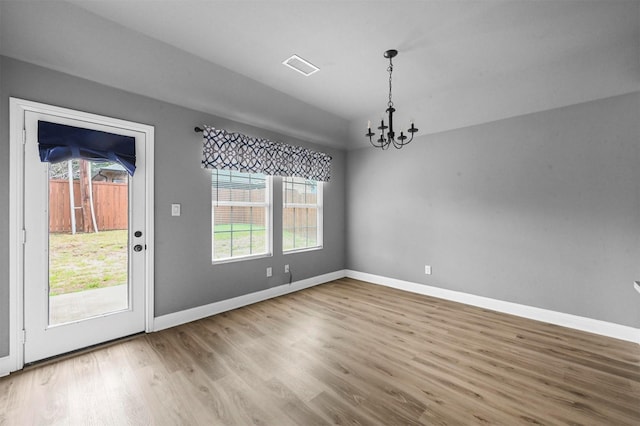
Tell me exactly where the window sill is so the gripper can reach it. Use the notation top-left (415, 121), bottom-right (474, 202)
top-left (283, 246), bottom-right (323, 255)
top-left (212, 252), bottom-right (272, 265)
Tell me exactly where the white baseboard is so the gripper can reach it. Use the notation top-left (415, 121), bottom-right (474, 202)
top-left (153, 270), bottom-right (346, 332)
top-left (0, 355), bottom-right (12, 377)
top-left (345, 270), bottom-right (640, 344)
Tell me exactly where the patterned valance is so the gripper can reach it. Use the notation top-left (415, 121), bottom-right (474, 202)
top-left (201, 126), bottom-right (332, 181)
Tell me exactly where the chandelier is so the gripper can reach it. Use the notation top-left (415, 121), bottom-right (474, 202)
top-left (366, 49), bottom-right (418, 149)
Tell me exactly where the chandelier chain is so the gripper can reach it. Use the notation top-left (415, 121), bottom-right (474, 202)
top-left (387, 61), bottom-right (394, 108)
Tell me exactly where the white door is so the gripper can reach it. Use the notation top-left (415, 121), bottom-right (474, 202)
top-left (23, 110), bottom-right (148, 363)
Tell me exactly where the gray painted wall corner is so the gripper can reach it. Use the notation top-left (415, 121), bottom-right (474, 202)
top-left (346, 92), bottom-right (640, 329)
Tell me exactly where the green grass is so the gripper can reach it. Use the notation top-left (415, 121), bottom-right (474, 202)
top-left (213, 224), bottom-right (266, 259)
top-left (283, 229), bottom-right (318, 252)
top-left (212, 223), bottom-right (317, 257)
top-left (213, 223), bottom-right (264, 235)
top-left (49, 230), bottom-right (128, 296)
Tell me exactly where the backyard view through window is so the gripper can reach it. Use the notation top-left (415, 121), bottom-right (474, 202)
top-left (283, 176), bottom-right (322, 252)
top-left (212, 170), bottom-right (271, 261)
top-left (48, 159), bottom-right (129, 325)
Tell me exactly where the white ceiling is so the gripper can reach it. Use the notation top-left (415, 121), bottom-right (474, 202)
top-left (1, 1), bottom-right (638, 149)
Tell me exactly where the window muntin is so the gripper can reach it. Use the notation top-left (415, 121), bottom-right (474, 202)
top-left (212, 170), bottom-right (271, 262)
top-left (283, 177), bottom-right (323, 252)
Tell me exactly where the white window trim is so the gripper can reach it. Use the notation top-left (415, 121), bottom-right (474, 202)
top-left (283, 178), bottom-right (323, 253)
top-left (212, 252), bottom-right (273, 265)
top-left (211, 174), bottom-right (273, 264)
top-left (283, 245), bottom-right (324, 255)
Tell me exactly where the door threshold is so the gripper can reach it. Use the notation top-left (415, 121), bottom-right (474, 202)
top-left (22, 332), bottom-right (145, 371)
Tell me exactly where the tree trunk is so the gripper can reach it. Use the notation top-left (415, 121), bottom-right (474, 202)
top-left (78, 159), bottom-right (93, 233)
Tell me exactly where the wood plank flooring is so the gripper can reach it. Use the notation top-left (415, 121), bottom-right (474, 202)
top-left (1, 278), bottom-right (639, 425)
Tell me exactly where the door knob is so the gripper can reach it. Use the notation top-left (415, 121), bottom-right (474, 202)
top-left (133, 244), bottom-right (143, 252)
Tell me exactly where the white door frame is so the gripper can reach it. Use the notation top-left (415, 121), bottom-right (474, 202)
top-left (8, 98), bottom-right (155, 373)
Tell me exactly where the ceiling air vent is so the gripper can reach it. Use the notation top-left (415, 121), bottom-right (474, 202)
top-left (282, 54), bottom-right (319, 76)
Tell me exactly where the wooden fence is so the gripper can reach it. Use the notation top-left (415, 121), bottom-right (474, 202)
top-left (283, 207), bottom-right (318, 228)
top-left (212, 206), bottom-right (317, 227)
top-left (49, 180), bottom-right (128, 233)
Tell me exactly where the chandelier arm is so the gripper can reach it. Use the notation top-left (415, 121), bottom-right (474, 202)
top-left (404, 134), bottom-right (414, 145)
top-left (368, 128), bottom-right (391, 148)
top-left (373, 139), bottom-right (386, 149)
top-left (398, 133), bottom-right (413, 147)
top-left (403, 124), bottom-right (418, 146)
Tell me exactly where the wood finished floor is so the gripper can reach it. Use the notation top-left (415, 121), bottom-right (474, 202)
top-left (1, 278), bottom-right (639, 425)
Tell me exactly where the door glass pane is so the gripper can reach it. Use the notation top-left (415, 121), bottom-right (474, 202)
top-left (48, 159), bottom-right (129, 325)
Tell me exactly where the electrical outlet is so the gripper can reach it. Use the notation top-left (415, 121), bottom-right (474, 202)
top-left (266, 267), bottom-right (272, 277)
top-left (285, 264), bottom-right (290, 273)
top-left (171, 203), bottom-right (181, 216)
top-left (424, 265), bottom-right (432, 275)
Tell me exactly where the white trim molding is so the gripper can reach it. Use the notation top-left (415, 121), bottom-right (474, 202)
top-left (346, 270), bottom-right (640, 344)
top-left (0, 356), bottom-right (12, 378)
top-left (153, 270), bottom-right (346, 331)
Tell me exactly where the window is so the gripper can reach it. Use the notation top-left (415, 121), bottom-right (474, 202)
top-left (212, 170), bottom-right (271, 262)
top-left (283, 177), bottom-right (323, 252)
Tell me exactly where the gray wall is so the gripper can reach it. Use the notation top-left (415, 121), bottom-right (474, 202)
top-left (347, 92), bottom-right (640, 328)
top-left (0, 56), bottom-right (346, 357)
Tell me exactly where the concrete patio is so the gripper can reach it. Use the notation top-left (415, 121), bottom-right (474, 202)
top-left (49, 284), bottom-right (128, 324)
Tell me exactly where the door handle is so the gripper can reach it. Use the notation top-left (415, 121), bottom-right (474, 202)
top-left (133, 244), bottom-right (143, 252)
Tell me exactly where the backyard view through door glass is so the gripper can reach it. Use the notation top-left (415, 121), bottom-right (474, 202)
top-left (212, 170), bottom-right (270, 261)
top-left (48, 159), bottom-right (129, 325)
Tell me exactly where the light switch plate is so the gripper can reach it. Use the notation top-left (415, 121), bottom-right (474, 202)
top-left (171, 204), bottom-right (181, 216)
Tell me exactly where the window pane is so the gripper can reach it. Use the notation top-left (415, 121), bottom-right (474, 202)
top-left (283, 229), bottom-right (294, 252)
top-left (283, 207), bottom-right (295, 230)
top-left (212, 171), bottom-right (270, 261)
top-left (282, 177), bottom-right (322, 252)
top-left (212, 170), bottom-right (267, 203)
top-left (307, 208), bottom-right (318, 227)
top-left (214, 206), bottom-right (232, 229)
top-left (232, 230), bottom-right (251, 257)
top-left (251, 229), bottom-right (266, 253)
top-left (306, 190), bottom-right (317, 204)
top-left (293, 182), bottom-right (305, 203)
top-left (213, 231), bottom-right (232, 260)
top-left (283, 185), bottom-right (294, 204)
top-left (307, 227), bottom-right (318, 247)
top-left (251, 187), bottom-right (266, 202)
